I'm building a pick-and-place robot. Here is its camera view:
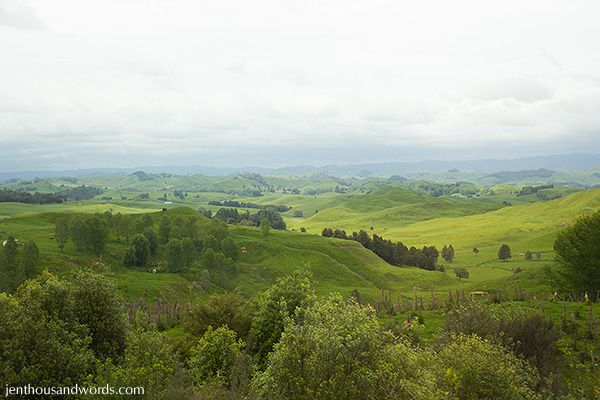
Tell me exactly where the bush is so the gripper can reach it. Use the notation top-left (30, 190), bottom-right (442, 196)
top-left (253, 296), bottom-right (437, 400)
top-left (433, 334), bottom-right (540, 400)
top-left (189, 326), bottom-right (244, 385)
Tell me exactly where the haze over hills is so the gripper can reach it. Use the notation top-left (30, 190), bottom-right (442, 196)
top-left (2, 153), bottom-right (600, 181)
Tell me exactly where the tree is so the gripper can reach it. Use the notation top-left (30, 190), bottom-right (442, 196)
top-left (55, 217), bottom-right (70, 251)
top-left (444, 301), bottom-right (563, 391)
top-left (3, 273), bottom-right (97, 387)
top-left (182, 237), bottom-right (196, 269)
top-left (71, 271), bottom-right (127, 361)
top-left (442, 244), bottom-right (455, 262)
top-left (2, 234), bottom-right (18, 264)
top-left (20, 240), bottom-right (40, 279)
top-left (126, 234), bottom-right (151, 267)
top-left (498, 244), bottom-right (511, 261)
top-left (253, 295), bottom-right (437, 400)
top-left (554, 210), bottom-right (600, 299)
top-left (0, 235), bottom-right (23, 292)
top-left (184, 291), bottom-right (250, 338)
top-left (321, 227), bottom-right (333, 237)
top-left (472, 247), bottom-right (479, 255)
top-left (166, 238), bottom-right (186, 272)
top-left (455, 267), bottom-right (469, 281)
top-left (524, 250), bottom-right (532, 261)
top-left (144, 228), bottom-right (158, 255)
top-left (260, 218), bottom-right (270, 237)
top-left (92, 330), bottom-right (182, 398)
top-left (251, 270), bottom-right (315, 367)
top-left (433, 335), bottom-right (539, 400)
top-left (189, 326), bottom-right (244, 384)
top-left (158, 216), bottom-right (171, 244)
top-left (203, 235), bottom-right (218, 251)
top-left (220, 237), bottom-right (239, 261)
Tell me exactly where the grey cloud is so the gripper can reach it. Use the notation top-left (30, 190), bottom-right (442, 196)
top-left (469, 77), bottom-right (554, 104)
top-left (0, 0), bottom-right (45, 30)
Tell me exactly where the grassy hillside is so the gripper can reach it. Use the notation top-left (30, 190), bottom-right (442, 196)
top-left (285, 186), bottom-right (503, 233)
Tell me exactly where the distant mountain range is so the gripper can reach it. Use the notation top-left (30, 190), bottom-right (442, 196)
top-left (2, 153), bottom-right (600, 181)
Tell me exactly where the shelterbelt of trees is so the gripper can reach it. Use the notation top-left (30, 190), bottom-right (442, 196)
top-left (322, 228), bottom-right (441, 270)
top-left (0, 185), bottom-right (102, 204)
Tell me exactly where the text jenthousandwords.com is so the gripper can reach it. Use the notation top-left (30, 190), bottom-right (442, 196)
top-left (4, 384), bottom-right (144, 397)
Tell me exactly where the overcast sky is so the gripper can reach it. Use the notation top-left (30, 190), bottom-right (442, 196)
top-left (1, 0), bottom-right (600, 171)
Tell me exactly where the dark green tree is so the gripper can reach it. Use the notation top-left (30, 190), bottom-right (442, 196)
top-left (220, 237), bottom-right (239, 261)
top-left (455, 267), bottom-right (469, 281)
top-left (158, 216), bottom-right (171, 244)
top-left (144, 228), bottom-right (158, 256)
top-left (20, 240), bottom-right (40, 279)
top-left (182, 237), bottom-right (196, 269)
top-left (554, 210), bottom-right (600, 299)
top-left (498, 244), bottom-right (511, 261)
top-left (260, 218), bottom-right (270, 238)
top-left (71, 271), bottom-right (127, 360)
top-left (166, 238), bottom-right (186, 272)
top-left (251, 270), bottom-right (315, 367)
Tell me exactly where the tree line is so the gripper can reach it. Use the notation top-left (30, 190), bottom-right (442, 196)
top-left (0, 189), bottom-right (66, 204)
top-left (214, 207), bottom-right (286, 230)
top-left (208, 200), bottom-right (291, 213)
top-left (321, 228), bottom-right (440, 270)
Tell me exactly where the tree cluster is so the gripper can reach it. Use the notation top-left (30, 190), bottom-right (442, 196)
top-left (208, 200), bottom-right (291, 212)
top-left (321, 228), bottom-right (439, 270)
top-left (214, 207), bottom-right (286, 230)
top-left (0, 189), bottom-right (66, 204)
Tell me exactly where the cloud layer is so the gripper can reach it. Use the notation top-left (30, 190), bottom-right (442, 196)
top-left (1, 0), bottom-right (600, 170)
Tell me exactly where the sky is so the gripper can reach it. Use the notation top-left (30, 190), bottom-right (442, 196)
top-left (1, 0), bottom-right (600, 171)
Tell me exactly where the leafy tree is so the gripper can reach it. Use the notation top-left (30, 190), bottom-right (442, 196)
top-left (20, 240), bottom-right (40, 279)
top-left (524, 250), bottom-right (533, 261)
top-left (182, 237), bottom-right (196, 269)
top-left (184, 291), bottom-right (250, 338)
top-left (3, 273), bottom-right (97, 387)
top-left (444, 301), bottom-right (563, 393)
top-left (220, 237), bottom-right (239, 261)
top-left (203, 234), bottom-right (218, 251)
top-left (498, 243), bottom-right (512, 261)
top-left (433, 335), bottom-right (539, 400)
top-left (260, 218), bottom-right (270, 238)
top-left (70, 215), bottom-right (108, 254)
top-left (253, 295), bottom-right (437, 400)
top-left (472, 247), bottom-right (479, 255)
top-left (189, 326), bottom-right (244, 384)
top-left (126, 234), bottom-right (151, 267)
top-left (0, 235), bottom-right (23, 292)
top-left (55, 216), bottom-right (70, 251)
top-left (166, 238), bottom-right (186, 272)
top-left (158, 215), bottom-right (171, 244)
top-left (143, 228), bottom-right (158, 255)
top-left (93, 330), bottom-right (183, 398)
top-left (71, 271), bottom-right (127, 361)
top-left (442, 244), bottom-right (455, 262)
top-left (554, 210), bottom-right (600, 299)
top-left (455, 267), bottom-right (469, 280)
top-left (251, 270), bottom-right (315, 367)
top-left (2, 234), bottom-right (18, 264)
